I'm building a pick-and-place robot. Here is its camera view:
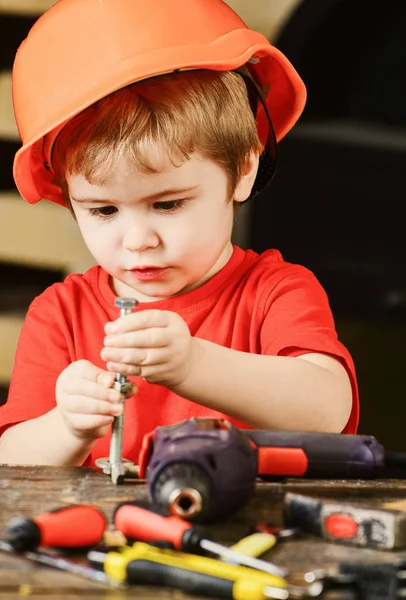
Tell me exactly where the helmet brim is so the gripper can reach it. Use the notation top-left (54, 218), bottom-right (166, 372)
top-left (13, 31), bottom-right (306, 206)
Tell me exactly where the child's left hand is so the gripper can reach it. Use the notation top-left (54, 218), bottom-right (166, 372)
top-left (102, 309), bottom-right (195, 388)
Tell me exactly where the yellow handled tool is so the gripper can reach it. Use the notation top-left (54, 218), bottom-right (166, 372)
top-left (91, 541), bottom-right (286, 587)
top-left (230, 528), bottom-right (299, 558)
top-left (88, 542), bottom-right (320, 599)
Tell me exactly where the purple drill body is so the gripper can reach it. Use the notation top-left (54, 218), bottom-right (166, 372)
top-left (146, 419), bottom-right (258, 524)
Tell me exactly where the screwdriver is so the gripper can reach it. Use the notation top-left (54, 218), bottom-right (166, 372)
top-left (113, 502), bottom-right (287, 578)
top-left (4, 504), bottom-right (107, 551)
top-left (88, 542), bottom-right (322, 599)
top-left (0, 540), bottom-right (124, 588)
top-left (90, 541), bottom-right (286, 587)
top-left (230, 528), bottom-right (299, 559)
top-left (1, 505), bottom-right (121, 588)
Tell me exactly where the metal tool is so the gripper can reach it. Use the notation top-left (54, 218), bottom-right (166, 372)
top-left (96, 297), bottom-right (138, 484)
top-left (88, 542), bottom-right (323, 598)
top-left (113, 501), bottom-right (288, 579)
top-left (285, 493), bottom-right (406, 550)
top-left (0, 540), bottom-right (123, 588)
top-left (305, 561), bottom-right (406, 600)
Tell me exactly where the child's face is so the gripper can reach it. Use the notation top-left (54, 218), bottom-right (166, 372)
top-left (67, 150), bottom-right (252, 302)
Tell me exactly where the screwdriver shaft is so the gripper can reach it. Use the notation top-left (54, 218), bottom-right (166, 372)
top-left (0, 541), bottom-right (124, 588)
top-left (200, 538), bottom-right (287, 578)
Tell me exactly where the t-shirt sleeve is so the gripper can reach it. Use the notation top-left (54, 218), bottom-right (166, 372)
top-left (259, 267), bottom-right (359, 434)
top-left (0, 296), bottom-right (73, 436)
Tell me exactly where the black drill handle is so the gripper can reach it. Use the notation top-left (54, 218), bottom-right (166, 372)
top-left (245, 430), bottom-right (385, 478)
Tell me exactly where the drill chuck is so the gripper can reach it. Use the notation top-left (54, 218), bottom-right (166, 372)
top-left (152, 463), bottom-right (210, 520)
top-left (167, 488), bottom-right (203, 519)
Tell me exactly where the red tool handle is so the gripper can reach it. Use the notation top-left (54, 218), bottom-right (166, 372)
top-left (36, 505), bottom-right (107, 548)
top-left (114, 503), bottom-right (191, 550)
top-left (6, 505), bottom-right (107, 551)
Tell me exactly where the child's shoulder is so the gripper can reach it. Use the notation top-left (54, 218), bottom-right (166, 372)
top-left (241, 247), bottom-right (315, 284)
top-left (235, 247), bottom-right (325, 308)
top-left (219, 246), bottom-right (318, 310)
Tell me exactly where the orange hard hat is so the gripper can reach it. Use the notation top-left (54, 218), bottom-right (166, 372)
top-left (12, 0), bottom-right (306, 207)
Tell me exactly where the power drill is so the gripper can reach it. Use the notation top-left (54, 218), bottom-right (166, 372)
top-left (138, 418), bottom-right (406, 524)
top-left (138, 418), bottom-right (257, 524)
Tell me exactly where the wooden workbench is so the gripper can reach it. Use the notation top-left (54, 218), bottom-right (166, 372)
top-left (1, 465), bottom-right (406, 599)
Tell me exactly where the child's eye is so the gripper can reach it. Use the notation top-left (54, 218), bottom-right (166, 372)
top-left (153, 199), bottom-right (186, 212)
top-left (88, 206), bottom-right (118, 218)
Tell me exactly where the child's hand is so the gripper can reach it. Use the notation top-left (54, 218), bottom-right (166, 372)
top-left (55, 360), bottom-right (128, 441)
top-left (102, 310), bottom-right (194, 388)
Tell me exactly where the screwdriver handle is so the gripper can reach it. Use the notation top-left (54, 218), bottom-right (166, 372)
top-left (6, 505), bottom-right (107, 551)
top-left (123, 558), bottom-right (271, 600)
top-left (129, 559), bottom-right (235, 598)
top-left (90, 541), bottom-right (286, 588)
top-left (230, 533), bottom-right (277, 557)
top-left (114, 503), bottom-right (192, 550)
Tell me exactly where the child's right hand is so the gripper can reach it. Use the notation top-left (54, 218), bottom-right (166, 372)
top-left (55, 360), bottom-right (129, 441)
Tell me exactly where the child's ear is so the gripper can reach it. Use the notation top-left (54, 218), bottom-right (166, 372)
top-left (233, 151), bottom-right (260, 203)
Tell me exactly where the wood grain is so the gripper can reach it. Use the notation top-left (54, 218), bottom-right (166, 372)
top-left (1, 465), bottom-right (406, 598)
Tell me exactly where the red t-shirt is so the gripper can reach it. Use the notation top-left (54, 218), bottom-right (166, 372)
top-left (0, 246), bottom-right (359, 465)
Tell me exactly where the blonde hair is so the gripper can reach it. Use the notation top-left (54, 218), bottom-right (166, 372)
top-left (53, 70), bottom-right (262, 202)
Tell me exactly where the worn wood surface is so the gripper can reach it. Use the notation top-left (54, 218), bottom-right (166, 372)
top-left (1, 465), bottom-right (406, 598)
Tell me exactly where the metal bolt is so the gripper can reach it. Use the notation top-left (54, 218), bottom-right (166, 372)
top-left (96, 296), bottom-right (138, 484)
top-left (114, 298), bottom-right (137, 387)
top-left (114, 297), bottom-right (138, 312)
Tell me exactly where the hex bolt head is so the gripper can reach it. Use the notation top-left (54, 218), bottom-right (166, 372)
top-left (115, 298), bottom-right (138, 314)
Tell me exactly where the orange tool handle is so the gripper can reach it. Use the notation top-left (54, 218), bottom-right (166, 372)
top-left (36, 505), bottom-right (107, 547)
top-left (114, 503), bottom-right (192, 550)
top-left (6, 505), bottom-right (107, 551)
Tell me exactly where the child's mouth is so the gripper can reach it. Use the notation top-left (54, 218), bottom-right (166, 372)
top-left (130, 267), bottom-right (168, 281)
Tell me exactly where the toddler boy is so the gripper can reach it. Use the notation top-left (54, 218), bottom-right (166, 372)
top-left (0, 0), bottom-right (358, 466)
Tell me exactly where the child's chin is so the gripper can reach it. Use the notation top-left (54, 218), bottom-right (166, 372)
top-left (132, 283), bottom-right (184, 302)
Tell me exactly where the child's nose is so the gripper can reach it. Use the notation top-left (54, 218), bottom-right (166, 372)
top-left (122, 218), bottom-right (160, 251)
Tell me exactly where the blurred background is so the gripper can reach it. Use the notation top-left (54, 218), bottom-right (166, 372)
top-left (0, 1), bottom-right (405, 449)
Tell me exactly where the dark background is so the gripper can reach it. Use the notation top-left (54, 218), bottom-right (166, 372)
top-left (250, 0), bottom-right (406, 449)
top-left (1, 1), bottom-right (406, 450)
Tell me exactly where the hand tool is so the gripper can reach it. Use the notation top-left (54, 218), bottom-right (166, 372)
top-left (0, 540), bottom-right (124, 588)
top-left (339, 559), bottom-right (406, 600)
top-left (139, 418), bottom-right (406, 525)
top-left (113, 501), bottom-right (288, 578)
top-left (4, 504), bottom-right (107, 551)
top-left (88, 542), bottom-right (323, 598)
top-left (306, 559), bottom-right (406, 600)
top-left (284, 492), bottom-right (406, 550)
top-left (230, 528), bottom-right (299, 558)
top-left (138, 418), bottom-right (258, 523)
top-left (303, 570), bottom-right (357, 599)
top-left (96, 296), bottom-right (138, 485)
top-left (0, 504), bottom-right (122, 588)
